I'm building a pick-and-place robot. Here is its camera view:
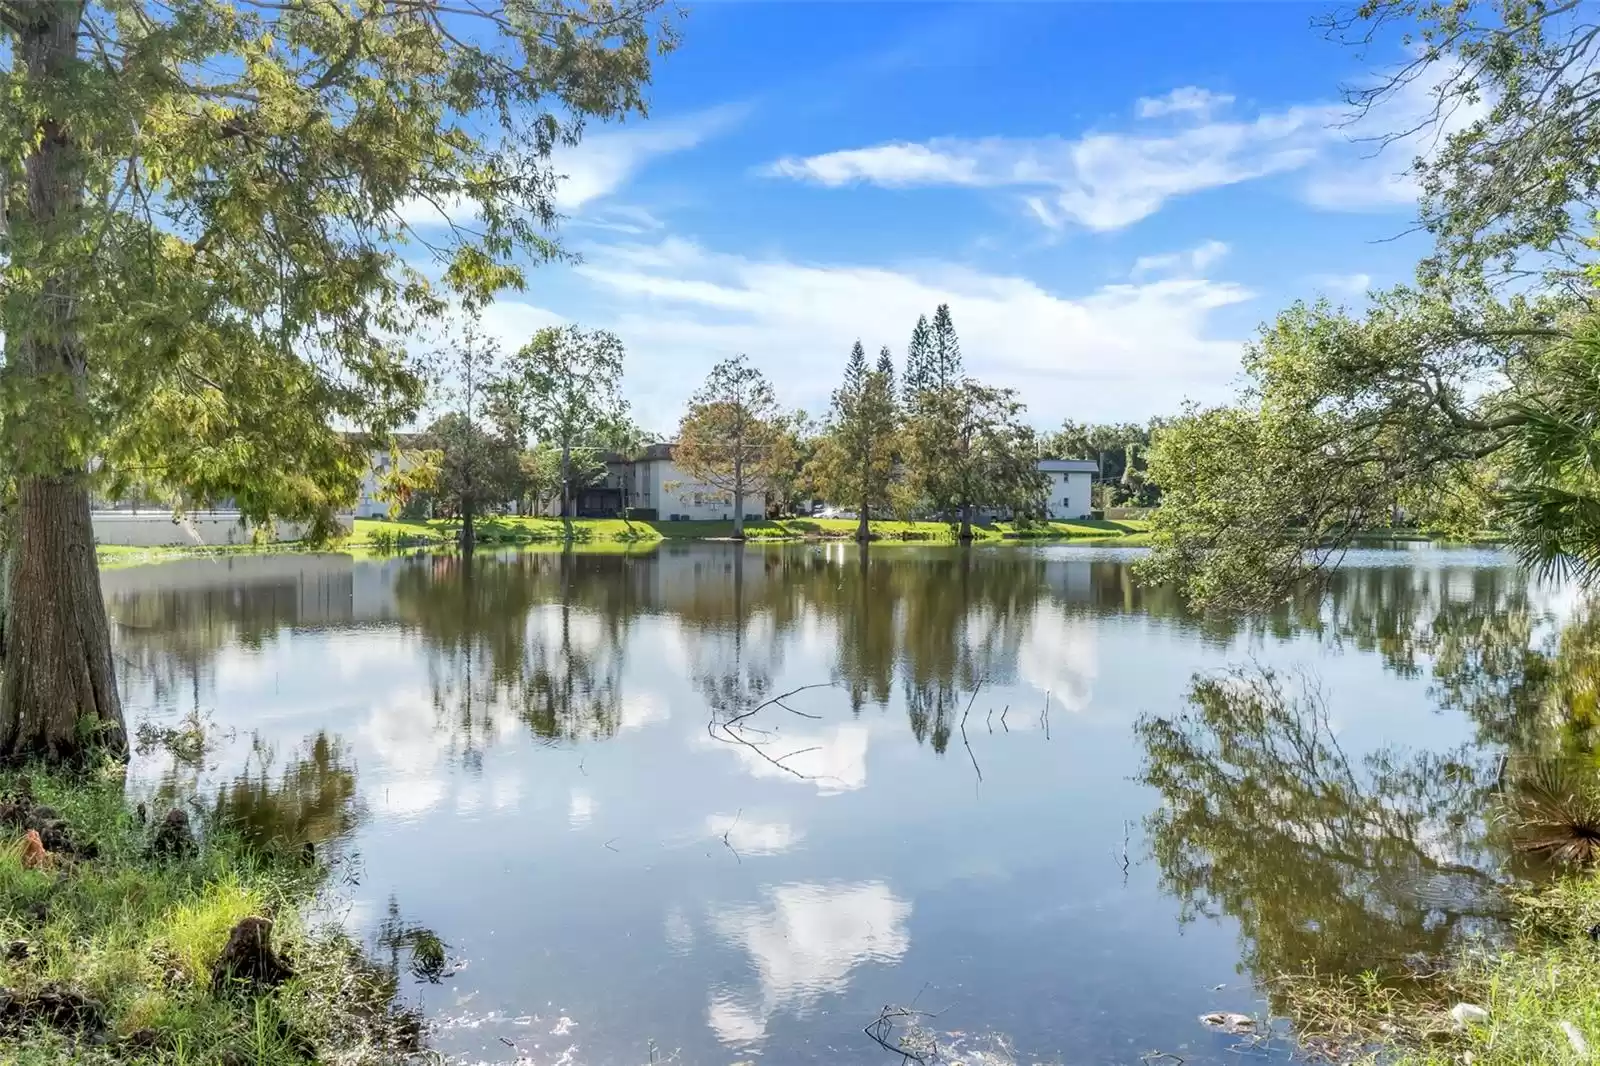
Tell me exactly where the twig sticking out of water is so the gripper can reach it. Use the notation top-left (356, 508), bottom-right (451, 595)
top-left (1040, 691), bottom-right (1051, 740)
top-left (721, 809), bottom-right (742, 865)
top-left (865, 1003), bottom-right (944, 1065)
top-left (999, 704), bottom-right (1010, 732)
top-left (709, 683), bottom-right (839, 782)
top-left (1117, 819), bottom-right (1133, 882)
top-left (960, 704), bottom-right (982, 785)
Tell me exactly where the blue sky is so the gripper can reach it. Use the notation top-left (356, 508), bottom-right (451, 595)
top-left (432, 2), bottom-right (1456, 434)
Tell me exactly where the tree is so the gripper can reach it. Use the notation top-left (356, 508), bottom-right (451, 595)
top-left (502, 326), bottom-right (629, 527)
top-left (903, 315), bottom-right (932, 402)
top-left (674, 356), bottom-right (789, 538)
top-left (809, 340), bottom-right (899, 541)
top-left (424, 412), bottom-right (521, 542)
top-left (1140, 287), bottom-right (1582, 609)
top-left (514, 445), bottom-right (564, 516)
top-left (929, 303), bottom-right (962, 389)
top-left (0, 0), bottom-right (675, 761)
top-left (1323, 0), bottom-right (1600, 291)
top-left (767, 409), bottom-right (820, 518)
top-left (904, 380), bottom-right (1047, 541)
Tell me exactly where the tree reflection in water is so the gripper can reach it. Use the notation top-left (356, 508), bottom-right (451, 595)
top-left (1136, 594), bottom-right (1600, 1011)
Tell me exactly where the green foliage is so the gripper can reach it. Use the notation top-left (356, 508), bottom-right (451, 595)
top-left (674, 355), bottom-right (791, 537)
top-left (1141, 288), bottom-right (1571, 608)
top-left (808, 340), bottom-right (899, 535)
top-left (499, 325), bottom-right (629, 519)
top-left (1325, 0), bottom-right (1600, 287)
top-left (0, 0), bottom-right (676, 524)
top-left (0, 763), bottom-right (416, 1064)
top-left (903, 379), bottom-right (1047, 538)
top-left (902, 314), bottom-right (932, 402)
top-left (423, 411), bottom-right (520, 523)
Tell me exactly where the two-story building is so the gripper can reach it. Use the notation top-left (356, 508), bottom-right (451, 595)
top-left (625, 443), bottom-right (768, 522)
top-left (1037, 459), bottom-right (1097, 520)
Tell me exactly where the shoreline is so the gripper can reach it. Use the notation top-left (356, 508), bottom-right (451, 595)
top-left (96, 515), bottom-right (1155, 566)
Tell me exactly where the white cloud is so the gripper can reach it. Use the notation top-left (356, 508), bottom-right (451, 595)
top-left (1137, 86), bottom-right (1235, 119)
top-left (397, 104), bottom-right (745, 228)
top-left (708, 881), bottom-right (912, 1046)
top-left (554, 104), bottom-right (747, 212)
top-left (765, 68), bottom-right (1486, 228)
top-left (1131, 239), bottom-right (1230, 279)
top-left (564, 237), bottom-right (1252, 426)
top-left (1310, 272), bottom-right (1373, 297)
top-left (1301, 63), bottom-right (1488, 211)
top-left (763, 104), bottom-right (1335, 230)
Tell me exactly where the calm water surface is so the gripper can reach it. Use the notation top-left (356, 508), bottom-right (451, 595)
top-left (104, 543), bottom-right (1568, 1066)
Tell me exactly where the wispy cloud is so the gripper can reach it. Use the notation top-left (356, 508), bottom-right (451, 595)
top-left (398, 103), bottom-right (747, 228)
top-left (762, 104), bottom-right (1335, 230)
top-left (1132, 239), bottom-right (1230, 278)
top-left (1309, 272), bottom-right (1373, 297)
top-left (764, 72), bottom-right (1480, 229)
top-left (1137, 86), bottom-right (1235, 119)
top-left (554, 103), bottom-right (749, 211)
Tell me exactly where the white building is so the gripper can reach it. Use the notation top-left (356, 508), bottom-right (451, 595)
top-left (354, 435), bottom-right (431, 519)
top-left (1038, 459), bottom-right (1097, 520)
top-left (627, 444), bottom-right (768, 522)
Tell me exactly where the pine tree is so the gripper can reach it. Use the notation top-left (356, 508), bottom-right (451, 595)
top-left (904, 315), bottom-right (932, 401)
top-left (930, 303), bottom-right (963, 389)
top-left (808, 342), bottom-right (900, 542)
top-left (844, 340), bottom-right (869, 395)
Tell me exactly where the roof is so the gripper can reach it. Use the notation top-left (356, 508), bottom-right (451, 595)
top-left (1037, 459), bottom-right (1099, 473)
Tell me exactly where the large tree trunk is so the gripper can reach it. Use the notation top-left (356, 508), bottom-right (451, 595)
top-left (0, 479), bottom-right (126, 762)
top-left (856, 489), bottom-right (870, 544)
top-left (461, 502), bottom-right (476, 555)
top-left (0, 2), bottom-right (127, 763)
top-left (732, 456), bottom-right (745, 539)
top-left (958, 501), bottom-right (973, 542)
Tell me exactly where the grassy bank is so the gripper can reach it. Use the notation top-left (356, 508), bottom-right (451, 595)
top-left (91, 515), bottom-right (1152, 565)
top-left (1278, 872), bottom-right (1600, 1064)
top-left (351, 514), bottom-right (1152, 546)
top-left (0, 764), bottom-right (420, 1065)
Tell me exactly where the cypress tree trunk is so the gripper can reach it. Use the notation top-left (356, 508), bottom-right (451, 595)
top-left (958, 501), bottom-right (973, 542)
top-left (0, 478), bottom-right (125, 761)
top-left (732, 455), bottom-right (745, 539)
top-left (461, 502), bottom-right (476, 554)
top-left (0, 1), bottom-right (127, 762)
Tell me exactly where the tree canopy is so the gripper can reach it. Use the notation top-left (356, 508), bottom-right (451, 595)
top-left (674, 355), bottom-right (790, 538)
top-left (0, 0), bottom-right (676, 759)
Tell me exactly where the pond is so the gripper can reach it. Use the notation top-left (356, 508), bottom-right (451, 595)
top-left (104, 542), bottom-right (1577, 1066)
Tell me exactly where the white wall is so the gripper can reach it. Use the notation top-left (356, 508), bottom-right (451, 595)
top-left (1043, 471), bottom-right (1093, 520)
top-left (91, 511), bottom-right (353, 547)
top-left (638, 458), bottom-right (767, 521)
top-left (355, 449), bottom-right (433, 519)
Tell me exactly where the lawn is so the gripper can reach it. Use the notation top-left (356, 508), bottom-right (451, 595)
top-left (95, 515), bottom-right (1153, 564)
top-left (353, 515), bottom-right (1152, 544)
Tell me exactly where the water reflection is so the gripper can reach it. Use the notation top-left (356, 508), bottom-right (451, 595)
top-left (707, 881), bottom-right (913, 1047)
top-left (1137, 668), bottom-right (1507, 995)
top-left (104, 543), bottom-right (1568, 1065)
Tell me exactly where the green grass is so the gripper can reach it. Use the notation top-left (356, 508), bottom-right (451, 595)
top-left (360, 515), bottom-right (1152, 544)
top-left (1273, 872), bottom-right (1600, 1065)
top-left (0, 764), bottom-right (420, 1065)
top-left (98, 515), bottom-right (1153, 565)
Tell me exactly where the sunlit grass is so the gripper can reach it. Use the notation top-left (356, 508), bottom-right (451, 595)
top-left (0, 765), bottom-right (417, 1065)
